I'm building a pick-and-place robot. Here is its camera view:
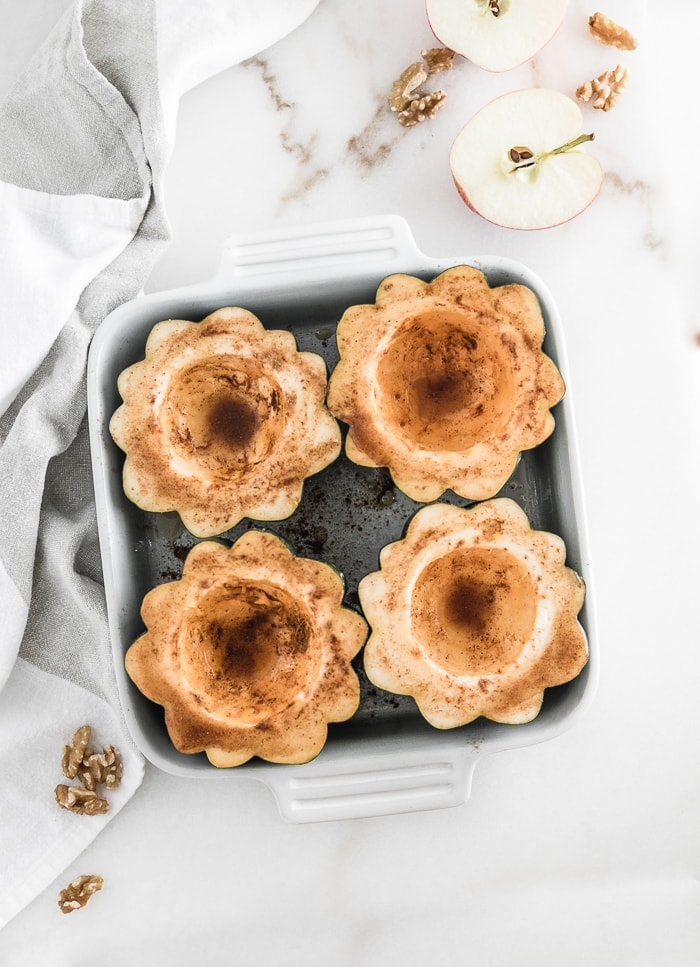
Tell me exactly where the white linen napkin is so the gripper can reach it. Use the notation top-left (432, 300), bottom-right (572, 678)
top-left (0, 0), bottom-right (320, 928)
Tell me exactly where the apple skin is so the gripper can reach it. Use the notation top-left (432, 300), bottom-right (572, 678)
top-left (449, 88), bottom-right (603, 231)
top-left (426, 0), bottom-right (569, 73)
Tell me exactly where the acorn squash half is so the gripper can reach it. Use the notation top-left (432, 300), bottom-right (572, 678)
top-left (359, 498), bottom-right (588, 728)
top-left (125, 530), bottom-right (368, 766)
top-left (110, 307), bottom-right (341, 537)
top-left (326, 266), bottom-right (564, 502)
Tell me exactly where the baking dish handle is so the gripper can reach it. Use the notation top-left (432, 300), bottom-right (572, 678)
top-left (263, 739), bottom-right (481, 823)
top-left (212, 214), bottom-right (424, 288)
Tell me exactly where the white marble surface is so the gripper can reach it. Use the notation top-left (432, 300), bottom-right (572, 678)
top-left (2, 0), bottom-right (700, 963)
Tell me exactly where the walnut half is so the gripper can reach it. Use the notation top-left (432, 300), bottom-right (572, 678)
top-left (388, 62), bottom-right (427, 114)
top-left (388, 49), bottom-right (453, 128)
top-left (55, 783), bottom-right (109, 816)
top-left (576, 64), bottom-right (628, 112)
top-left (56, 724), bottom-right (123, 808)
top-left (588, 12), bottom-right (637, 51)
top-left (61, 725), bottom-right (92, 780)
top-left (398, 91), bottom-right (448, 128)
top-left (58, 874), bottom-right (104, 914)
top-left (421, 47), bottom-right (456, 74)
top-left (78, 746), bottom-right (124, 793)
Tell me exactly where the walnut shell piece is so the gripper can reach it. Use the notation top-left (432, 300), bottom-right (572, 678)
top-left (359, 499), bottom-right (588, 728)
top-left (109, 308), bottom-right (341, 538)
top-left (125, 531), bottom-right (368, 767)
top-left (326, 266), bottom-right (565, 502)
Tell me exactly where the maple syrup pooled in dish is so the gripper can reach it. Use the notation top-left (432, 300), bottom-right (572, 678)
top-left (109, 307), bottom-right (341, 537)
top-left (327, 265), bottom-right (565, 503)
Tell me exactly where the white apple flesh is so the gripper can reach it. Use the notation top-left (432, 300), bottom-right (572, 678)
top-left (426, 0), bottom-right (569, 73)
top-left (449, 88), bottom-right (603, 230)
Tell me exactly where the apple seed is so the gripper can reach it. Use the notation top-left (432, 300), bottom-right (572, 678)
top-left (508, 147), bottom-right (534, 164)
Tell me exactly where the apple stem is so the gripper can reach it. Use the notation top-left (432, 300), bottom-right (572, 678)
top-left (550, 133), bottom-right (596, 156)
top-left (509, 133), bottom-right (595, 172)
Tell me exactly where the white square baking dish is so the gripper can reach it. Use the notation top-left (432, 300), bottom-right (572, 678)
top-left (87, 214), bottom-right (597, 822)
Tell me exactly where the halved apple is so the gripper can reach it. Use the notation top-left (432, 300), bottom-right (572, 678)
top-left (450, 88), bottom-right (602, 230)
top-left (426, 0), bottom-right (569, 72)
